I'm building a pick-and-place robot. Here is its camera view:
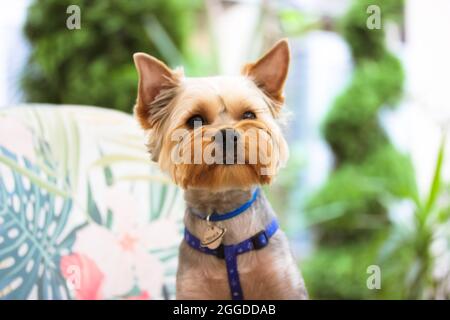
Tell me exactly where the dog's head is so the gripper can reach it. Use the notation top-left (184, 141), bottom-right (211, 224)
top-left (133, 40), bottom-right (290, 191)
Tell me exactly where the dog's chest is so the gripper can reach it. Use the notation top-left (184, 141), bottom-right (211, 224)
top-left (177, 233), bottom-right (305, 299)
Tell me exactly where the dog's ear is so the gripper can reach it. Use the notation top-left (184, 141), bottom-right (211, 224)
top-left (133, 53), bottom-right (178, 129)
top-left (241, 39), bottom-right (290, 103)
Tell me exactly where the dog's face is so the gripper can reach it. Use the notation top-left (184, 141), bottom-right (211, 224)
top-left (133, 40), bottom-right (290, 191)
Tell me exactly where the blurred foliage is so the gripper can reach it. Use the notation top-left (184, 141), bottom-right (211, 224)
top-left (21, 0), bottom-right (203, 113)
top-left (341, 0), bottom-right (404, 62)
top-left (303, 0), bottom-right (418, 299)
top-left (302, 232), bottom-right (415, 299)
top-left (278, 9), bottom-right (321, 36)
top-left (324, 54), bottom-right (404, 164)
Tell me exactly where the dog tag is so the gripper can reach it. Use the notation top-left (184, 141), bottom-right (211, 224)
top-left (201, 224), bottom-right (226, 249)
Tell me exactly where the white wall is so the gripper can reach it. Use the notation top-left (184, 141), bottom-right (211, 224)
top-left (0, 0), bottom-right (30, 108)
top-left (384, 0), bottom-right (450, 198)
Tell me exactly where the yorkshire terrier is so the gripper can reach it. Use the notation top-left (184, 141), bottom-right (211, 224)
top-left (133, 39), bottom-right (308, 299)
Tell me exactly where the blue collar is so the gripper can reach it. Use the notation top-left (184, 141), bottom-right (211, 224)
top-left (184, 218), bottom-right (279, 300)
top-left (190, 188), bottom-right (260, 222)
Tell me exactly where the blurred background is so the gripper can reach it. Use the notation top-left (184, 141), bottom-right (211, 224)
top-left (1, 0), bottom-right (450, 299)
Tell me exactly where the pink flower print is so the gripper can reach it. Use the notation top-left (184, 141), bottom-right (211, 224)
top-left (60, 253), bottom-right (104, 300)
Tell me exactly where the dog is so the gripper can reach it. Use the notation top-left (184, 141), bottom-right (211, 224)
top-left (133, 39), bottom-right (308, 299)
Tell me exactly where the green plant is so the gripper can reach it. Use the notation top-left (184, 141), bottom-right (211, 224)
top-left (22, 0), bottom-right (202, 113)
top-left (380, 134), bottom-right (448, 299)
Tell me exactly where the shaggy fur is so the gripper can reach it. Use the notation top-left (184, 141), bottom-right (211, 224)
top-left (133, 39), bottom-right (308, 299)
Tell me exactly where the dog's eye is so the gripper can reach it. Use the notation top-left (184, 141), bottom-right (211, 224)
top-left (187, 115), bottom-right (205, 128)
top-left (242, 111), bottom-right (256, 120)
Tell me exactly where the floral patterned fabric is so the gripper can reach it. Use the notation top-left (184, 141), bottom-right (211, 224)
top-left (0, 105), bottom-right (184, 300)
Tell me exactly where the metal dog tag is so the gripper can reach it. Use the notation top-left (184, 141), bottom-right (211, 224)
top-left (201, 215), bottom-right (226, 249)
top-left (201, 224), bottom-right (226, 249)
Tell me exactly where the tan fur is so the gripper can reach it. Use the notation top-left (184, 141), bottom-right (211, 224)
top-left (241, 39), bottom-right (290, 105)
top-left (150, 76), bottom-right (289, 190)
top-left (133, 39), bottom-right (308, 299)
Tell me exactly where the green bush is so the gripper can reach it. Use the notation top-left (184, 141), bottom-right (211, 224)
top-left (340, 0), bottom-right (404, 61)
top-left (323, 54), bottom-right (404, 164)
top-left (22, 0), bottom-right (201, 112)
top-left (302, 240), bottom-right (382, 299)
top-left (303, 233), bottom-right (414, 299)
top-left (306, 166), bottom-right (388, 244)
top-left (306, 144), bottom-right (416, 245)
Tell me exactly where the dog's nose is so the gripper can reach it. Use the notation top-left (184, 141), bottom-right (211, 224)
top-left (214, 128), bottom-right (240, 164)
top-left (217, 128), bottom-right (240, 150)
